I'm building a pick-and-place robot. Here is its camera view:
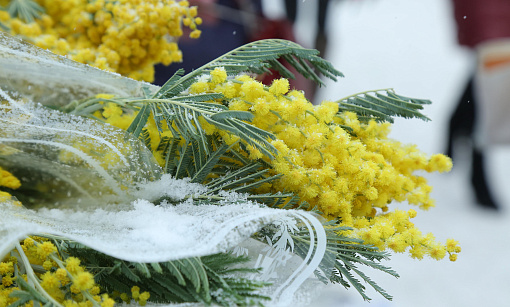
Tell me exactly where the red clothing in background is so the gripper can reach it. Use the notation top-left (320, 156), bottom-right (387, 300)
top-left (452, 0), bottom-right (510, 48)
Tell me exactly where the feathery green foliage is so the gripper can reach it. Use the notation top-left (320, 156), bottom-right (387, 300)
top-left (323, 223), bottom-right (399, 301)
top-left (8, 277), bottom-right (54, 307)
top-left (64, 242), bottom-right (270, 306)
top-left (153, 39), bottom-right (343, 99)
top-left (336, 89), bottom-right (431, 123)
top-left (5, 0), bottom-right (44, 23)
top-left (256, 220), bottom-right (399, 302)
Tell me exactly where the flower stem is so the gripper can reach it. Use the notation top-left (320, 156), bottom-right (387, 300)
top-left (14, 243), bottom-right (64, 307)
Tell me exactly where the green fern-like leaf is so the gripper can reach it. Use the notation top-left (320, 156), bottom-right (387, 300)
top-left (156, 68), bottom-right (186, 98)
top-left (256, 221), bottom-right (398, 302)
top-left (65, 243), bottom-right (269, 306)
top-left (173, 258), bottom-right (209, 295)
top-left (209, 110), bottom-right (254, 122)
top-left (205, 163), bottom-right (264, 192)
top-left (246, 192), bottom-right (298, 208)
top-left (7, 292), bottom-right (33, 307)
top-left (8, 281), bottom-right (46, 307)
top-left (134, 263), bottom-right (152, 278)
top-left (153, 39), bottom-right (343, 99)
top-left (7, 0), bottom-right (44, 23)
top-left (336, 89), bottom-right (431, 123)
top-left (172, 93), bottom-right (224, 103)
top-left (174, 141), bottom-right (194, 179)
top-left (190, 142), bottom-right (231, 183)
top-left (120, 261), bottom-right (142, 282)
top-left (118, 97), bottom-right (277, 159)
top-left (126, 103), bottom-right (151, 139)
top-left (162, 261), bottom-right (187, 286)
top-left (158, 136), bottom-right (180, 174)
top-left (229, 173), bottom-right (282, 194)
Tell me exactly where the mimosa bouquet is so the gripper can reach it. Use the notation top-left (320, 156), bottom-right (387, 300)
top-left (0, 1), bottom-right (460, 306)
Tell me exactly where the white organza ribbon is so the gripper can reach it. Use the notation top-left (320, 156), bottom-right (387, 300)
top-left (0, 199), bottom-right (327, 305)
top-left (0, 199), bottom-right (319, 264)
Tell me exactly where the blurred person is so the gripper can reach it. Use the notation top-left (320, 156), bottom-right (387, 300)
top-left (154, 0), bottom-right (331, 102)
top-left (153, 0), bottom-right (302, 88)
top-left (153, 0), bottom-right (261, 86)
top-left (447, 0), bottom-right (510, 210)
top-left (252, 0), bottom-right (316, 100)
top-left (283, 0), bottom-right (331, 102)
top-left (284, 0), bottom-right (331, 59)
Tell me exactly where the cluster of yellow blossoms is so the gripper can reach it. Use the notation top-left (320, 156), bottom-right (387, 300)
top-left (0, 237), bottom-right (119, 307)
top-left (96, 68), bottom-right (460, 261)
top-left (0, 236), bottom-right (151, 307)
top-left (213, 73), bottom-right (460, 261)
top-left (0, 255), bottom-right (17, 307)
top-left (0, 166), bottom-right (21, 206)
top-left (0, 0), bottom-right (201, 81)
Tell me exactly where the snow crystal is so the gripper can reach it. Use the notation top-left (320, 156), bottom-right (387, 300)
top-left (196, 74), bottom-right (211, 83)
top-left (1, 198), bottom-right (290, 262)
top-left (131, 174), bottom-right (207, 202)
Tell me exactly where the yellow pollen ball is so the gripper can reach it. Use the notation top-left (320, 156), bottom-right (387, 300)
top-left (0, 262), bottom-right (13, 275)
top-left (269, 78), bottom-right (290, 95)
top-left (189, 29), bottom-right (201, 39)
top-left (408, 209), bottom-right (417, 218)
top-left (101, 298), bottom-right (115, 307)
top-left (210, 67), bottom-right (227, 84)
top-left (73, 272), bottom-right (95, 291)
top-left (37, 241), bottom-right (57, 260)
top-left (65, 257), bottom-right (83, 275)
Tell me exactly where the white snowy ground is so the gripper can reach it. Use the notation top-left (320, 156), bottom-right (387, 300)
top-left (290, 0), bottom-right (510, 306)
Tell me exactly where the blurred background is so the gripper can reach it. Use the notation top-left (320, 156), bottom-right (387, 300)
top-left (304, 1), bottom-right (510, 306)
top-left (159, 0), bottom-right (510, 306)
